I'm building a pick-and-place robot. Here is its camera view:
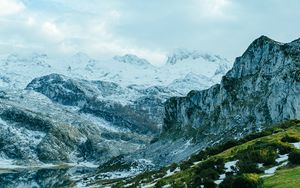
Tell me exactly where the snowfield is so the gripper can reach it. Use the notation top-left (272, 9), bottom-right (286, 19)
top-left (0, 51), bottom-right (231, 95)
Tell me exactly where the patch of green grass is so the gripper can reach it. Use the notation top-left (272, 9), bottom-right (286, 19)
top-left (263, 166), bottom-right (300, 188)
top-left (217, 126), bottom-right (300, 160)
top-left (93, 120), bottom-right (300, 187)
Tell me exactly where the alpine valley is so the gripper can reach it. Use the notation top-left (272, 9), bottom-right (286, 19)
top-left (0, 36), bottom-right (300, 188)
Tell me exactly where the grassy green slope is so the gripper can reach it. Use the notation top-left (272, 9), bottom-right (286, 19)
top-left (263, 166), bottom-right (300, 188)
top-left (93, 120), bottom-right (300, 188)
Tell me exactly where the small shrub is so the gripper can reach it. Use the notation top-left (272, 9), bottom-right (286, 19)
top-left (192, 159), bottom-right (224, 187)
top-left (236, 160), bottom-right (262, 174)
top-left (237, 143), bottom-right (278, 166)
top-left (191, 175), bottom-right (202, 187)
top-left (199, 168), bottom-right (219, 180)
top-left (281, 135), bottom-right (300, 143)
top-left (169, 163), bottom-right (178, 172)
top-left (155, 179), bottom-right (168, 188)
top-left (190, 151), bottom-right (208, 162)
top-left (180, 160), bottom-right (194, 170)
top-left (171, 180), bottom-right (186, 188)
top-left (220, 174), bottom-right (262, 188)
top-left (219, 176), bottom-right (235, 188)
top-left (288, 149), bottom-right (300, 164)
top-left (233, 174), bottom-right (262, 188)
top-left (260, 148), bottom-right (277, 165)
top-left (203, 179), bottom-right (216, 188)
top-left (197, 158), bottom-right (224, 174)
top-left (278, 120), bottom-right (300, 129)
top-left (190, 173), bottom-right (218, 188)
top-left (277, 143), bottom-right (292, 155)
top-left (205, 140), bottom-right (241, 157)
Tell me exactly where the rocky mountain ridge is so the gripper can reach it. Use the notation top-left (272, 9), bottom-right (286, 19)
top-left (87, 36), bottom-right (300, 176)
top-left (163, 35), bottom-right (300, 144)
top-left (0, 49), bottom-right (231, 176)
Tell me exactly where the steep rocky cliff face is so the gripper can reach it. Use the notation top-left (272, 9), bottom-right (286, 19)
top-left (163, 36), bottom-right (300, 144)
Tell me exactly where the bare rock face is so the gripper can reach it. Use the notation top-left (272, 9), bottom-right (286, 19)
top-left (163, 36), bottom-right (300, 144)
top-left (26, 74), bottom-right (180, 135)
top-left (0, 90), bottom-right (152, 165)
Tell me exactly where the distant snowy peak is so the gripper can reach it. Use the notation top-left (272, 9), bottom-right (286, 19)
top-left (166, 49), bottom-right (229, 65)
top-left (0, 50), bottom-right (231, 93)
top-left (67, 52), bottom-right (97, 73)
top-left (164, 49), bottom-right (232, 82)
top-left (4, 53), bottom-right (50, 67)
top-left (113, 54), bottom-right (153, 68)
top-left (71, 52), bottom-right (94, 64)
top-left (168, 73), bottom-right (215, 95)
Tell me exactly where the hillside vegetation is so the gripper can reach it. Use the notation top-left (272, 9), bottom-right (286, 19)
top-left (91, 120), bottom-right (300, 188)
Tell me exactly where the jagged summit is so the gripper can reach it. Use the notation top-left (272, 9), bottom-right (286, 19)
top-left (253, 35), bottom-right (283, 45)
top-left (166, 49), bottom-right (227, 65)
top-left (228, 35), bottom-right (300, 79)
top-left (256, 35), bottom-right (277, 43)
top-left (71, 52), bottom-right (92, 63)
top-left (240, 35), bottom-right (300, 59)
top-left (113, 54), bottom-right (153, 67)
top-left (241, 35), bottom-right (281, 56)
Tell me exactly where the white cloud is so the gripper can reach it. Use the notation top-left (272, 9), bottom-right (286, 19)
top-left (0, 0), bottom-right (25, 16)
top-left (26, 16), bottom-right (35, 26)
top-left (42, 22), bottom-right (59, 35)
top-left (210, 0), bottom-right (231, 17)
top-left (1, 0), bottom-right (300, 65)
top-left (0, 1), bottom-right (167, 65)
top-left (41, 21), bottom-right (64, 41)
top-left (193, 0), bottom-right (233, 19)
top-left (108, 10), bottom-right (121, 21)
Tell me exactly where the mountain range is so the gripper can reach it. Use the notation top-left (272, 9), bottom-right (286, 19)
top-left (0, 49), bottom-right (231, 185)
top-left (0, 50), bottom-right (231, 94)
top-left (0, 36), bottom-right (299, 188)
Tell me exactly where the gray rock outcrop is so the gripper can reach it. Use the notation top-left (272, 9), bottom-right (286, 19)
top-left (163, 36), bottom-right (300, 144)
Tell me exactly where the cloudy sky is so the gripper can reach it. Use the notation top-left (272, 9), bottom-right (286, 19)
top-left (0, 0), bottom-right (300, 65)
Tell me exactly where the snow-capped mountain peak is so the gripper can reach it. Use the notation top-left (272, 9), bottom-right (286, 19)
top-left (168, 72), bottom-right (215, 94)
top-left (71, 52), bottom-right (92, 64)
top-left (0, 50), bottom-right (232, 95)
top-left (162, 49), bottom-right (232, 87)
top-left (4, 53), bottom-right (49, 66)
top-left (166, 49), bottom-right (228, 65)
top-left (113, 54), bottom-right (153, 68)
